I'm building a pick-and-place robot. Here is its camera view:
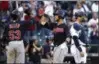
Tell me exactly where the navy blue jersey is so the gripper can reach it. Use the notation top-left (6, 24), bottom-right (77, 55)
top-left (5, 21), bottom-right (29, 41)
top-left (53, 23), bottom-right (69, 46)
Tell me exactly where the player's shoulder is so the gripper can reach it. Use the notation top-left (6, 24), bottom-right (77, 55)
top-left (73, 22), bottom-right (81, 31)
top-left (73, 22), bottom-right (81, 27)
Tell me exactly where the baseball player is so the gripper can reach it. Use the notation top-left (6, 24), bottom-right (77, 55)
top-left (70, 12), bottom-right (87, 64)
top-left (52, 11), bottom-right (69, 63)
top-left (5, 11), bottom-right (32, 63)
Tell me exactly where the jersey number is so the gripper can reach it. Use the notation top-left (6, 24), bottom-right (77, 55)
top-left (8, 30), bottom-right (21, 40)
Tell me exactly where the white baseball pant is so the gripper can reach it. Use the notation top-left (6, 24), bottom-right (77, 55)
top-left (53, 42), bottom-right (68, 63)
top-left (71, 39), bottom-right (87, 63)
top-left (6, 40), bottom-right (25, 63)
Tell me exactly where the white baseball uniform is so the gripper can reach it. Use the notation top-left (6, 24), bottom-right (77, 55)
top-left (70, 22), bottom-right (87, 63)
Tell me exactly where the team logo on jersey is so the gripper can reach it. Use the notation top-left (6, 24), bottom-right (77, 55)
top-left (54, 27), bottom-right (64, 33)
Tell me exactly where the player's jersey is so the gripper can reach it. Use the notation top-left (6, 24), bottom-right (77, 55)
top-left (5, 21), bottom-right (28, 41)
top-left (70, 22), bottom-right (85, 45)
top-left (53, 23), bottom-right (69, 46)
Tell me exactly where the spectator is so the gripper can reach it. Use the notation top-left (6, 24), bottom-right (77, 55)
top-left (24, 9), bottom-right (36, 44)
top-left (81, 0), bottom-right (91, 14)
top-left (29, 0), bottom-right (37, 17)
top-left (90, 27), bottom-right (99, 44)
top-left (18, 5), bottom-right (24, 13)
top-left (28, 39), bottom-right (42, 64)
top-left (0, 1), bottom-right (10, 23)
top-left (35, 7), bottom-right (44, 23)
top-left (37, 14), bottom-right (52, 44)
top-left (89, 27), bottom-right (99, 53)
top-left (39, 14), bottom-right (50, 29)
top-left (73, 2), bottom-right (85, 21)
top-left (41, 38), bottom-right (53, 63)
top-left (91, 1), bottom-right (99, 13)
top-left (44, 1), bottom-right (55, 22)
top-left (42, 39), bottom-right (53, 58)
top-left (17, 2), bottom-right (29, 21)
top-left (44, 1), bottom-right (54, 17)
top-left (80, 0), bottom-right (92, 20)
top-left (17, 5), bottom-right (24, 21)
top-left (37, 1), bottom-right (44, 9)
top-left (87, 12), bottom-right (98, 38)
top-left (73, 2), bottom-right (85, 16)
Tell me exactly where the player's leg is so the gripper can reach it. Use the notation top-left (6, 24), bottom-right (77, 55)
top-left (16, 40), bottom-right (25, 63)
top-left (59, 48), bottom-right (68, 63)
top-left (7, 42), bottom-right (16, 63)
top-left (71, 45), bottom-right (81, 63)
top-left (53, 46), bottom-right (58, 63)
top-left (53, 46), bottom-right (62, 63)
top-left (53, 43), bottom-right (68, 63)
top-left (80, 46), bottom-right (87, 63)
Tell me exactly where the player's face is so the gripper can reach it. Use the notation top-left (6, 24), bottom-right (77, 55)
top-left (78, 17), bottom-right (85, 23)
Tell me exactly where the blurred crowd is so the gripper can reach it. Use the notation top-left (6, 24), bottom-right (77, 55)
top-left (0, 0), bottom-right (99, 64)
